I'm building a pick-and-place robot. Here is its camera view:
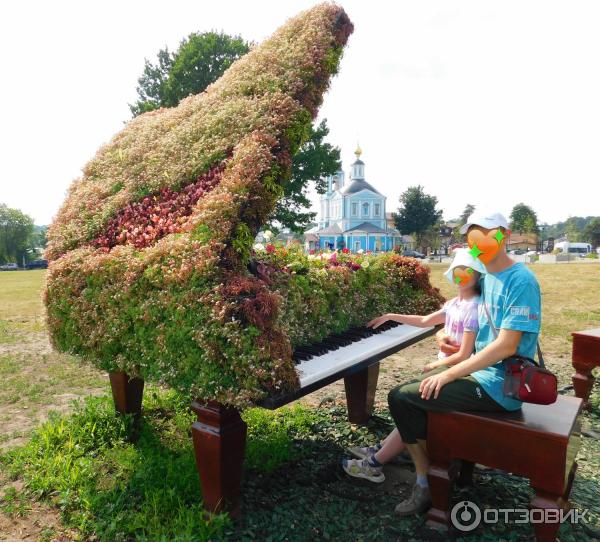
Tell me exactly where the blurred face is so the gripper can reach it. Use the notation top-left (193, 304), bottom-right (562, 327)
top-left (466, 226), bottom-right (507, 265)
top-left (452, 266), bottom-right (480, 289)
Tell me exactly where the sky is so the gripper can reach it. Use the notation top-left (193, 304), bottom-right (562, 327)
top-left (1, 0), bottom-right (599, 226)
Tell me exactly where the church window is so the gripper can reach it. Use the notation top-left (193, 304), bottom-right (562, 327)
top-left (362, 202), bottom-right (369, 217)
top-left (351, 203), bottom-right (358, 216)
top-left (374, 203), bottom-right (380, 216)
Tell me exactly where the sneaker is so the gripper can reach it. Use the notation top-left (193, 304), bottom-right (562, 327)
top-left (342, 458), bottom-right (385, 483)
top-left (347, 443), bottom-right (382, 460)
top-left (394, 483), bottom-right (431, 516)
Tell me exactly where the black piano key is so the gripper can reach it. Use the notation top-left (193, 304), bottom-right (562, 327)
top-left (292, 318), bottom-right (408, 365)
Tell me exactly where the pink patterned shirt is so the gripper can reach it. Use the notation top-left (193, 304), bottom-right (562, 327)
top-left (437, 296), bottom-right (480, 359)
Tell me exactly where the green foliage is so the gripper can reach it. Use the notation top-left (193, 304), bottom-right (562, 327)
top-left (460, 203), bottom-right (476, 225)
top-left (509, 203), bottom-right (539, 234)
top-left (232, 223), bottom-right (254, 262)
top-left (0, 203), bottom-right (35, 264)
top-left (243, 405), bottom-right (318, 471)
top-left (393, 186), bottom-right (443, 251)
top-left (0, 390), bottom-right (323, 541)
top-left (271, 119), bottom-right (341, 234)
top-left (583, 217), bottom-right (600, 247)
top-left (129, 32), bottom-right (250, 117)
top-left (129, 28), bottom-right (341, 235)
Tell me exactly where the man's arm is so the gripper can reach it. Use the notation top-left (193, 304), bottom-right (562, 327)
top-left (445, 328), bottom-right (522, 379)
top-left (424, 330), bottom-right (476, 371)
top-left (419, 328), bottom-right (522, 399)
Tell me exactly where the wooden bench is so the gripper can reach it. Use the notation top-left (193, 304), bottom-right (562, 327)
top-left (572, 328), bottom-right (600, 409)
top-left (426, 395), bottom-right (582, 542)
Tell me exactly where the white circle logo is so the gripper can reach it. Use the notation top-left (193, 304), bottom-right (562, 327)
top-left (451, 500), bottom-right (482, 532)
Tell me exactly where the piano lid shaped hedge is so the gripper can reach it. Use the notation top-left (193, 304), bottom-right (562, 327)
top-left (44, 4), bottom-right (444, 407)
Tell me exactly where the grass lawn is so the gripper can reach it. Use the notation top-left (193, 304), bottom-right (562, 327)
top-left (0, 264), bottom-right (599, 541)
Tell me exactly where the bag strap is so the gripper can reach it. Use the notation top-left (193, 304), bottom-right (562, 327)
top-left (482, 302), bottom-right (545, 368)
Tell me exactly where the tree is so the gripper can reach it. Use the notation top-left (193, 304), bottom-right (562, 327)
top-left (565, 216), bottom-right (582, 242)
top-left (129, 32), bottom-right (250, 116)
top-left (460, 204), bottom-right (476, 226)
top-left (269, 119), bottom-right (340, 233)
top-left (0, 204), bottom-right (34, 264)
top-left (393, 186), bottom-right (443, 252)
top-left (129, 32), bottom-right (341, 232)
top-left (509, 203), bottom-right (539, 234)
top-left (583, 217), bottom-right (600, 248)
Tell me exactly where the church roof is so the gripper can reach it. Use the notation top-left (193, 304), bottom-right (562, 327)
top-left (344, 222), bottom-right (389, 234)
top-left (340, 178), bottom-right (383, 196)
top-left (316, 223), bottom-right (343, 235)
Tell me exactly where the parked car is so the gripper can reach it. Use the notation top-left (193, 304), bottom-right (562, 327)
top-left (402, 249), bottom-right (426, 259)
top-left (0, 263), bottom-right (19, 271)
top-left (25, 259), bottom-right (48, 269)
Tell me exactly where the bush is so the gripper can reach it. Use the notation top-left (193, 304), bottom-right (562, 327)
top-left (43, 5), bottom-right (443, 408)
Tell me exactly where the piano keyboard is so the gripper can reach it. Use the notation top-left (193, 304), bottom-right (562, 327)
top-left (294, 322), bottom-right (435, 388)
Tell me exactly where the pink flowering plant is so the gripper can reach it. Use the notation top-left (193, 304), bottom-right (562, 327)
top-left (44, 4), bottom-right (443, 408)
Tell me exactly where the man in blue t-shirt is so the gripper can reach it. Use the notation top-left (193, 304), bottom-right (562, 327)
top-left (436, 211), bottom-right (542, 410)
top-left (389, 210), bottom-right (542, 517)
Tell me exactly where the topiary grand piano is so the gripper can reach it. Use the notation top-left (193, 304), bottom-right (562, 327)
top-left (44, 4), bottom-right (444, 517)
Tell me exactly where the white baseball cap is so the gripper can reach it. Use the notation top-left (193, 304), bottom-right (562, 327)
top-left (443, 247), bottom-right (487, 285)
top-left (459, 211), bottom-right (509, 235)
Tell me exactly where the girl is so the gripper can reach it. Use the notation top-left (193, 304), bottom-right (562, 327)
top-left (342, 248), bottom-right (486, 483)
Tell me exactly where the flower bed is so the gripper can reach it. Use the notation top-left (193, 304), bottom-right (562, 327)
top-left (44, 4), bottom-right (444, 408)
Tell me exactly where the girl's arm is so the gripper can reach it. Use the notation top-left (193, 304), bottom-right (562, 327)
top-left (367, 309), bottom-right (445, 329)
top-left (423, 330), bottom-right (476, 372)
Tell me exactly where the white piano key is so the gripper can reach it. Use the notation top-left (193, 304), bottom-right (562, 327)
top-left (297, 325), bottom-right (434, 389)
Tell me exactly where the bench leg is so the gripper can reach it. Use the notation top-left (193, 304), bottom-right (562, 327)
top-left (562, 461), bottom-right (577, 502)
top-left (191, 401), bottom-right (247, 518)
top-left (530, 489), bottom-right (567, 542)
top-left (572, 364), bottom-right (595, 410)
top-left (457, 460), bottom-right (475, 487)
top-left (344, 363), bottom-right (379, 424)
top-left (426, 460), bottom-right (459, 530)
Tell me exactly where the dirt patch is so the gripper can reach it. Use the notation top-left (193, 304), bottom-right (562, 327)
top-left (0, 331), bottom-right (106, 452)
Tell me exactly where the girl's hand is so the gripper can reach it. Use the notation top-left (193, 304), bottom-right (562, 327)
top-left (422, 362), bottom-right (440, 373)
top-left (367, 314), bottom-right (392, 329)
top-left (419, 371), bottom-right (455, 400)
top-left (436, 331), bottom-right (460, 355)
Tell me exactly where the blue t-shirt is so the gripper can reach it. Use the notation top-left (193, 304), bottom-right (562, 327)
top-left (471, 262), bottom-right (541, 411)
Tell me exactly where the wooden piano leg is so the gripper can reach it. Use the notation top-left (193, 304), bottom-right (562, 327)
top-left (109, 371), bottom-right (145, 415)
top-left (191, 401), bottom-right (247, 517)
top-left (344, 363), bottom-right (379, 424)
top-left (530, 489), bottom-right (567, 542)
top-left (572, 363), bottom-right (595, 409)
top-left (426, 459), bottom-right (459, 531)
top-left (109, 371), bottom-right (144, 442)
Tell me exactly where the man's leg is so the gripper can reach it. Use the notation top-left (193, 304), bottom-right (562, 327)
top-left (388, 370), bottom-right (503, 516)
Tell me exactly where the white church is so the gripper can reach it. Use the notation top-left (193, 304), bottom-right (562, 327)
top-left (305, 146), bottom-right (406, 252)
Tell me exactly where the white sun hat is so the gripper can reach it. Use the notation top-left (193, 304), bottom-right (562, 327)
top-left (444, 247), bottom-right (487, 284)
top-left (459, 211), bottom-right (509, 235)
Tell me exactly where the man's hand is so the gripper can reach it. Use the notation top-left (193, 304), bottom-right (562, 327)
top-left (367, 314), bottom-right (391, 329)
top-left (436, 329), bottom-right (460, 355)
top-left (419, 370), bottom-right (455, 400)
